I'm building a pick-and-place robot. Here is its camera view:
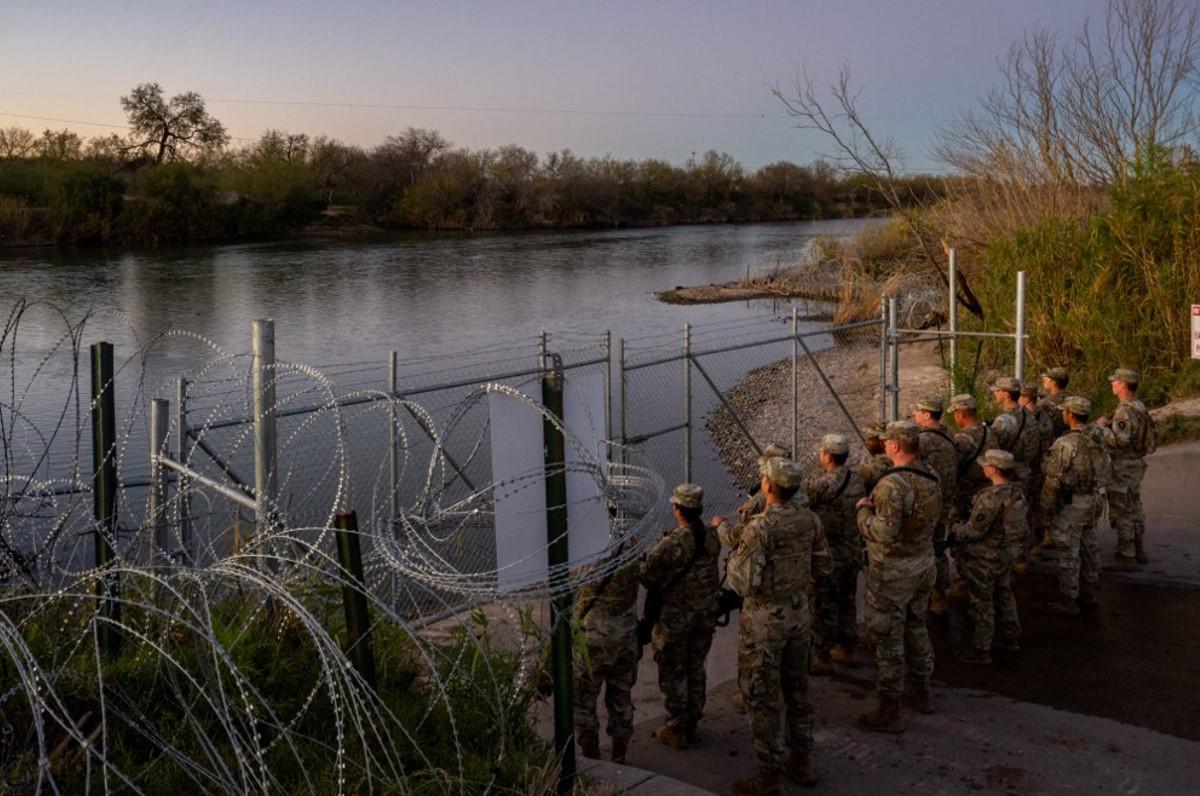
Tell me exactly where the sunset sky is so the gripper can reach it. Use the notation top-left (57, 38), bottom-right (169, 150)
top-left (1, 0), bottom-right (1105, 171)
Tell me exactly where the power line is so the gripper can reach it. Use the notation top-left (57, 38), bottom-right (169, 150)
top-left (0, 110), bottom-right (257, 142)
top-left (0, 90), bottom-right (942, 123)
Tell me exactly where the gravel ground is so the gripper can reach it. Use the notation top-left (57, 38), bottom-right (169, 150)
top-left (706, 339), bottom-right (950, 487)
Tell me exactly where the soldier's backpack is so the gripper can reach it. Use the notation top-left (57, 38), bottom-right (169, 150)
top-left (1082, 427), bottom-right (1113, 492)
top-left (1127, 402), bottom-right (1158, 457)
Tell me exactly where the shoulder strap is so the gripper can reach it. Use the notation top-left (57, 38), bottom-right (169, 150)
top-left (811, 469), bottom-right (853, 508)
top-left (659, 521), bottom-right (708, 599)
top-left (577, 559), bottom-right (621, 622)
top-left (921, 426), bottom-right (955, 446)
top-left (884, 465), bottom-right (940, 484)
top-left (959, 425), bottom-right (989, 474)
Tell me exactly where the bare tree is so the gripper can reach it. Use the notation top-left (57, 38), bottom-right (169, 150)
top-left (0, 127), bottom-right (37, 159)
top-left (773, 65), bottom-right (985, 318)
top-left (120, 83), bottom-right (229, 163)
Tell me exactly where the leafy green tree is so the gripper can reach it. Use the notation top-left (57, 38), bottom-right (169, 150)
top-left (120, 83), bottom-right (229, 163)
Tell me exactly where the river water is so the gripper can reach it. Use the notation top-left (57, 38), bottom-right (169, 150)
top-left (1, 218), bottom-right (873, 572)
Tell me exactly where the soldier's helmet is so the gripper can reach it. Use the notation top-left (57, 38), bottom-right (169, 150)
top-left (764, 457), bottom-right (804, 489)
top-left (977, 449), bottom-right (1017, 470)
top-left (1107, 368), bottom-right (1140, 387)
top-left (819, 433), bottom-right (849, 455)
top-left (864, 422), bottom-right (887, 440)
top-left (670, 483), bottom-right (704, 509)
top-left (949, 393), bottom-right (977, 412)
top-left (1063, 396), bottom-right (1091, 417)
top-left (913, 395), bottom-right (944, 414)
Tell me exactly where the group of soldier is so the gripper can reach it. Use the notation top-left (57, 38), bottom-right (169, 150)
top-left (570, 366), bottom-right (1157, 795)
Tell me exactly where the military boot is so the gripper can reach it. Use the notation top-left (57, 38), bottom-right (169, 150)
top-left (579, 735), bottom-right (601, 760)
top-left (1135, 539), bottom-right (1149, 564)
top-left (955, 647), bottom-right (992, 666)
top-left (733, 771), bottom-right (782, 795)
top-left (902, 682), bottom-right (935, 714)
top-left (856, 696), bottom-right (906, 734)
top-left (610, 737), bottom-right (629, 764)
top-left (786, 751), bottom-right (818, 787)
top-left (1043, 596), bottom-right (1080, 616)
top-left (992, 637), bottom-right (1021, 652)
top-left (653, 724), bottom-right (688, 750)
top-left (732, 691), bottom-right (746, 713)
top-left (1103, 554), bottom-right (1139, 572)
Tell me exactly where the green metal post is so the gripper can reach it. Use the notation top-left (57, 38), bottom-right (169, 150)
top-left (542, 353), bottom-right (576, 792)
top-left (334, 511), bottom-right (377, 691)
top-left (90, 342), bottom-right (121, 655)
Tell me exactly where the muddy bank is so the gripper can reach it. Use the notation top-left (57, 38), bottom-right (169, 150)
top-left (706, 338), bottom-right (948, 486)
top-left (657, 274), bottom-right (842, 305)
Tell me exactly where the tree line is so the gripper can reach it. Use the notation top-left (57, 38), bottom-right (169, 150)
top-left (0, 84), bottom-right (942, 246)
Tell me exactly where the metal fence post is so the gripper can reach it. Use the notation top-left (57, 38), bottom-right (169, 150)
top-left (388, 350), bottom-right (399, 534)
top-left (1015, 271), bottom-right (1027, 382)
top-left (888, 298), bottom-right (900, 421)
top-left (252, 319), bottom-right (278, 568)
top-left (791, 306), bottom-right (799, 454)
top-left (176, 378), bottom-right (192, 564)
top-left (90, 341), bottom-right (120, 655)
top-left (334, 511), bottom-right (378, 691)
top-left (603, 330), bottom-right (613, 444)
top-left (949, 247), bottom-right (959, 387)
top-left (879, 296), bottom-right (887, 423)
top-left (149, 398), bottom-right (169, 565)
top-left (541, 354), bottom-right (576, 794)
top-left (618, 337), bottom-right (627, 470)
top-left (683, 323), bottom-right (692, 482)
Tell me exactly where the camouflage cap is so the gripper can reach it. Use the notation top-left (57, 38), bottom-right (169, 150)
top-left (913, 395), bottom-right (945, 413)
top-left (949, 393), bottom-right (977, 412)
top-left (883, 420), bottom-right (921, 444)
top-left (1042, 367), bottom-right (1069, 383)
top-left (864, 422), bottom-right (887, 440)
top-left (977, 448), bottom-right (1017, 470)
top-left (756, 442), bottom-right (792, 470)
top-left (1020, 383), bottom-right (1040, 399)
top-left (763, 457), bottom-right (804, 489)
top-left (670, 483), bottom-right (703, 509)
top-left (1063, 395), bottom-right (1091, 416)
top-left (819, 433), bottom-right (849, 455)
top-left (991, 375), bottom-right (1021, 392)
top-left (1108, 368), bottom-right (1140, 386)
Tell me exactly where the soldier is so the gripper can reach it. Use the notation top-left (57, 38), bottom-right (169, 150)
top-left (854, 421), bottom-right (941, 733)
top-left (721, 457), bottom-right (833, 794)
top-left (950, 394), bottom-right (995, 521)
top-left (990, 375), bottom-right (1043, 561)
top-left (1097, 369), bottom-right (1157, 570)
top-left (735, 443), bottom-right (807, 525)
top-left (1020, 383), bottom-right (1053, 551)
top-left (1038, 367), bottom-right (1072, 441)
top-left (858, 422), bottom-right (892, 493)
top-left (949, 449), bottom-right (1026, 664)
top-left (806, 434), bottom-right (866, 671)
top-left (1041, 397), bottom-right (1109, 614)
top-left (573, 539), bottom-right (641, 762)
top-left (640, 484), bottom-right (720, 748)
top-left (913, 396), bottom-right (958, 614)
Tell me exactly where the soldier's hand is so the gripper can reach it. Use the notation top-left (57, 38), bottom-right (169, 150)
top-left (711, 514), bottom-right (726, 528)
top-left (736, 505), bottom-right (752, 522)
top-left (856, 497), bottom-right (874, 511)
top-left (1096, 416), bottom-right (1112, 428)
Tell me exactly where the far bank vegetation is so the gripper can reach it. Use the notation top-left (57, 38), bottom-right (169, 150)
top-left (0, 85), bottom-right (941, 246)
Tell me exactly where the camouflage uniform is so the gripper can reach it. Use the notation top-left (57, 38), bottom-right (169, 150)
top-left (573, 558), bottom-right (641, 749)
top-left (1101, 397), bottom-right (1156, 559)
top-left (859, 454), bottom-right (893, 494)
top-left (992, 403), bottom-right (1042, 547)
top-left (727, 484), bottom-right (833, 776)
top-left (918, 423), bottom-right (958, 593)
top-left (953, 422), bottom-right (996, 520)
top-left (806, 463), bottom-right (866, 656)
top-left (1022, 402), bottom-right (1053, 538)
top-left (640, 519), bottom-right (720, 731)
top-left (952, 480), bottom-right (1026, 652)
top-left (856, 456), bottom-right (941, 700)
top-left (1041, 425), bottom-right (1108, 601)
top-left (1037, 391), bottom-right (1071, 442)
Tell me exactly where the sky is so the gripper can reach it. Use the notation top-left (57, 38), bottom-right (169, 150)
top-left (0, 0), bottom-right (1108, 172)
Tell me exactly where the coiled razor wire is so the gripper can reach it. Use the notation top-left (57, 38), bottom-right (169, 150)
top-left (0, 300), bottom-right (667, 794)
